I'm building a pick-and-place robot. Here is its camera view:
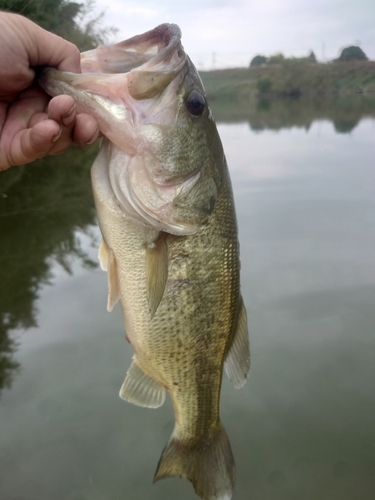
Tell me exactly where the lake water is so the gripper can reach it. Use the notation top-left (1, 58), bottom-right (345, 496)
top-left (1, 99), bottom-right (375, 500)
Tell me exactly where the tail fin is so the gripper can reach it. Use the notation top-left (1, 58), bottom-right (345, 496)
top-left (154, 422), bottom-right (235, 500)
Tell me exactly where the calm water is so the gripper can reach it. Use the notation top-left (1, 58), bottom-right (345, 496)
top-left (1, 100), bottom-right (375, 500)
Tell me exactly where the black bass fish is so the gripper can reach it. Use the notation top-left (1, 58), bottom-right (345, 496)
top-left (39, 24), bottom-right (250, 500)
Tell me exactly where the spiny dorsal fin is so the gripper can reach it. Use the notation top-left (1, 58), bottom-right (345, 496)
top-left (224, 298), bottom-right (250, 389)
top-left (119, 359), bottom-right (166, 408)
top-left (145, 232), bottom-right (168, 319)
top-left (98, 239), bottom-right (120, 312)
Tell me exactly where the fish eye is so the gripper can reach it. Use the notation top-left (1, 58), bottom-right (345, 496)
top-left (186, 90), bottom-right (206, 117)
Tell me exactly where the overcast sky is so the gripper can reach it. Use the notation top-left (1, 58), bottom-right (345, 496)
top-left (94, 0), bottom-right (375, 69)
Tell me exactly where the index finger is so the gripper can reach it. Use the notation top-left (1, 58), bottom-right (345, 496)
top-left (6, 13), bottom-right (81, 73)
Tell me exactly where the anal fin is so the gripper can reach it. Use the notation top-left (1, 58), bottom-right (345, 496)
top-left (224, 298), bottom-right (250, 389)
top-left (146, 232), bottom-right (168, 318)
top-left (119, 359), bottom-right (166, 408)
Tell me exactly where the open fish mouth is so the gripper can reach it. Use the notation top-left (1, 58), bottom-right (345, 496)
top-left (80, 23), bottom-right (187, 100)
top-left (80, 24), bottom-right (186, 88)
top-left (39, 24), bottom-right (187, 153)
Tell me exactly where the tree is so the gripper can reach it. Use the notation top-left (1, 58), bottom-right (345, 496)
top-left (0, 0), bottom-right (116, 51)
top-left (308, 51), bottom-right (317, 63)
top-left (250, 55), bottom-right (267, 67)
top-left (337, 46), bottom-right (368, 62)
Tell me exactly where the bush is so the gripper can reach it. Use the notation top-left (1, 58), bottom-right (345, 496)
top-left (337, 46), bottom-right (368, 62)
top-left (268, 53), bottom-right (285, 65)
top-left (256, 77), bottom-right (272, 93)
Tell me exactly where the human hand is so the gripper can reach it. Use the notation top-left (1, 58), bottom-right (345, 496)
top-left (0, 13), bottom-right (100, 171)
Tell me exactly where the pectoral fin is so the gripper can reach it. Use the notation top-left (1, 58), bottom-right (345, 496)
top-left (98, 239), bottom-right (109, 270)
top-left (98, 239), bottom-right (120, 312)
top-left (120, 359), bottom-right (166, 408)
top-left (146, 232), bottom-right (168, 318)
top-left (224, 299), bottom-right (250, 389)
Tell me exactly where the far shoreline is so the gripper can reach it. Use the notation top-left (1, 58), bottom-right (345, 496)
top-left (200, 60), bottom-right (375, 102)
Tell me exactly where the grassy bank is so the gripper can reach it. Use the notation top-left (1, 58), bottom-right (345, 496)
top-left (200, 61), bottom-right (375, 101)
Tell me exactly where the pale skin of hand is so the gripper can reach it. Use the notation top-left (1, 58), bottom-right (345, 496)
top-left (0, 13), bottom-right (100, 171)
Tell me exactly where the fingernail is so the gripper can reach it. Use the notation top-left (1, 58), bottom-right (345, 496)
top-left (85, 127), bottom-right (100, 145)
top-left (62, 104), bottom-right (76, 126)
top-left (52, 126), bottom-right (62, 143)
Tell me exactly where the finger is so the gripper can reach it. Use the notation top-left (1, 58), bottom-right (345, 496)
top-left (0, 90), bottom-right (50, 169)
top-left (47, 95), bottom-right (76, 125)
top-left (0, 102), bottom-right (7, 136)
top-left (3, 90), bottom-right (49, 135)
top-left (15, 14), bottom-right (81, 73)
top-left (46, 97), bottom-right (99, 154)
top-left (46, 95), bottom-right (77, 154)
top-left (0, 119), bottom-right (60, 169)
top-left (29, 112), bottom-right (48, 127)
top-left (0, 89), bottom-right (51, 170)
top-left (72, 113), bottom-right (100, 146)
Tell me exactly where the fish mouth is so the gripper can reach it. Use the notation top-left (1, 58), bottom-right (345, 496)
top-left (80, 23), bottom-right (186, 100)
top-left (38, 24), bottom-right (187, 152)
top-left (39, 23), bottom-right (186, 100)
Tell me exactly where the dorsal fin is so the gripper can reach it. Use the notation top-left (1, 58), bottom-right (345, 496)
top-left (224, 298), bottom-right (250, 389)
top-left (145, 232), bottom-right (168, 318)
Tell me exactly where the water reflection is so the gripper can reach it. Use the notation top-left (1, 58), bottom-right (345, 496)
top-left (0, 145), bottom-right (98, 395)
top-left (210, 95), bottom-right (375, 134)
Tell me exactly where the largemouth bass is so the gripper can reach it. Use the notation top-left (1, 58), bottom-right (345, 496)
top-left (39, 24), bottom-right (250, 500)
